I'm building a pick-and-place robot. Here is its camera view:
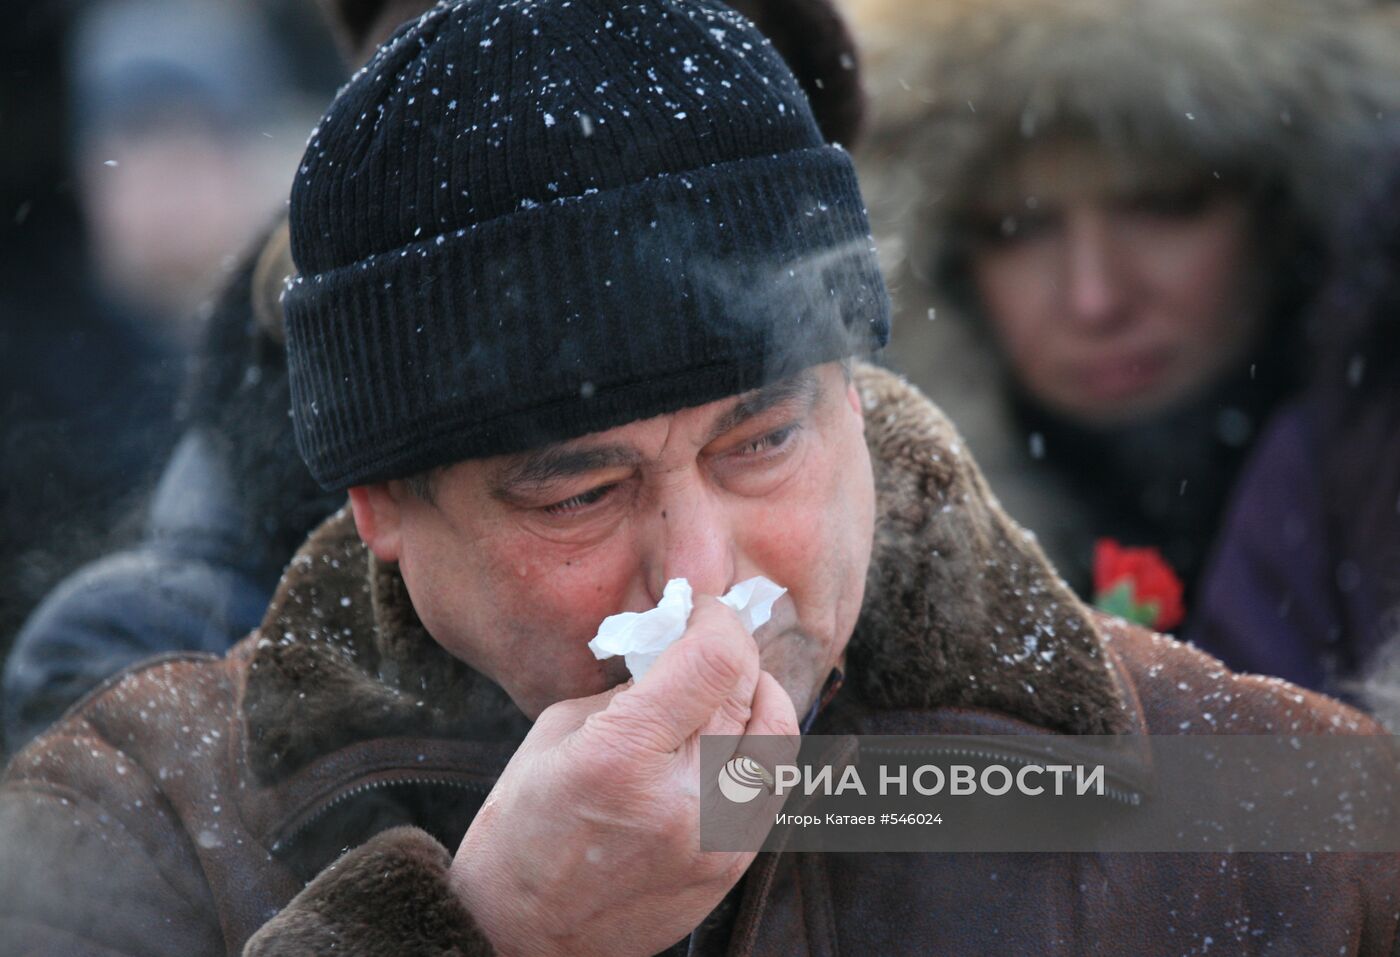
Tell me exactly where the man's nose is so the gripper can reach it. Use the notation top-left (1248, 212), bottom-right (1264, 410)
top-left (642, 483), bottom-right (736, 603)
top-left (1061, 210), bottom-right (1128, 332)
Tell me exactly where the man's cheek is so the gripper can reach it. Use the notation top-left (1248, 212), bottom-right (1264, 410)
top-left (505, 528), bottom-right (633, 586)
top-left (753, 483), bottom-right (850, 568)
top-left (519, 564), bottom-right (633, 648)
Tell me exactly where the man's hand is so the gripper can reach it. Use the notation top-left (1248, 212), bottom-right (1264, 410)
top-left (448, 597), bottom-right (800, 957)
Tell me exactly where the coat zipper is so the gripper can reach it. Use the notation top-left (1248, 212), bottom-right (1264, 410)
top-left (271, 772), bottom-right (496, 853)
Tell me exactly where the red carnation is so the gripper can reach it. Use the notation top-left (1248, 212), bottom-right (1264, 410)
top-left (1092, 538), bottom-right (1185, 632)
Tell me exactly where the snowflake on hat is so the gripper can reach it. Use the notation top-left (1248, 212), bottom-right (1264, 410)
top-left (1092, 539), bottom-right (1185, 632)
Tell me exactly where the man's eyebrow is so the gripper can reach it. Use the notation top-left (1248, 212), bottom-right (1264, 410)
top-left (491, 444), bottom-right (641, 499)
top-left (706, 369), bottom-right (823, 443)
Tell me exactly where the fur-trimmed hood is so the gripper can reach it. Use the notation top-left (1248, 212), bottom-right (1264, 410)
top-left (243, 363), bottom-right (1132, 783)
top-left (846, 0), bottom-right (1400, 283)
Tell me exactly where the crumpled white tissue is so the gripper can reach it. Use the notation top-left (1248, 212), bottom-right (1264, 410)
top-left (587, 576), bottom-right (787, 682)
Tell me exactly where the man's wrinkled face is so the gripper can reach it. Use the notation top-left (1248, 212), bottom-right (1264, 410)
top-left (350, 362), bottom-right (875, 720)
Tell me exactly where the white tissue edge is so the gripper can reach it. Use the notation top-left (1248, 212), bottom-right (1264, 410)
top-left (587, 576), bottom-right (787, 682)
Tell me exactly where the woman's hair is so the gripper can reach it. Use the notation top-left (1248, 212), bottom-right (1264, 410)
top-left (930, 143), bottom-right (1313, 338)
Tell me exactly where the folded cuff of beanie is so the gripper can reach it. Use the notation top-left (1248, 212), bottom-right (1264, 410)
top-left (283, 144), bottom-right (890, 489)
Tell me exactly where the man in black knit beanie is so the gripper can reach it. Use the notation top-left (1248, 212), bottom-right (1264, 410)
top-left (282, 0), bottom-right (888, 486)
top-left (279, 3), bottom-right (891, 949)
top-left (4, 1), bottom-right (1400, 955)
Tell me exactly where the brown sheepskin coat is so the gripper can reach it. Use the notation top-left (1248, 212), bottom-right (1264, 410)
top-left (0, 365), bottom-right (1396, 956)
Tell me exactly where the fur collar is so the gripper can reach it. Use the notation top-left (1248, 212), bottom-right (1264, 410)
top-left (243, 364), bottom-right (1131, 782)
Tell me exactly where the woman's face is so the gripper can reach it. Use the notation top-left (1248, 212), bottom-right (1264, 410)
top-left (968, 143), bottom-right (1265, 427)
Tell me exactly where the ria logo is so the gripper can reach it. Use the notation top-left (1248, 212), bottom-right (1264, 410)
top-left (717, 755), bottom-right (772, 803)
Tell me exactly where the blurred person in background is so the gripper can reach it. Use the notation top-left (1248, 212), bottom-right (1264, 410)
top-left (0, 0), bottom-right (348, 752)
top-left (72, 0), bottom-right (293, 343)
top-left (1189, 141), bottom-right (1400, 703)
top-left (847, 0), bottom-right (1400, 635)
top-left (1, 227), bottom-right (344, 751)
top-left (0, 0), bottom-right (334, 675)
top-left (1, 0), bottom-right (868, 751)
top-left (0, 1), bottom-right (173, 654)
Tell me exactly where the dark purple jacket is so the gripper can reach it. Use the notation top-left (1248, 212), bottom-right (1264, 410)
top-left (1190, 143), bottom-right (1400, 701)
top-left (1188, 398), bottom-right (1400, 696)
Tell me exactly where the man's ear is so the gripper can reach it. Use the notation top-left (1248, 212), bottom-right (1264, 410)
top-left (348, 483), bottom-right (404, 562)
top-left (846, 380), bottom-right (865, 423)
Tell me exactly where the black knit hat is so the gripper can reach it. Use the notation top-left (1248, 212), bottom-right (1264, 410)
top-left (285, 0), bottom-right (890, 490)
